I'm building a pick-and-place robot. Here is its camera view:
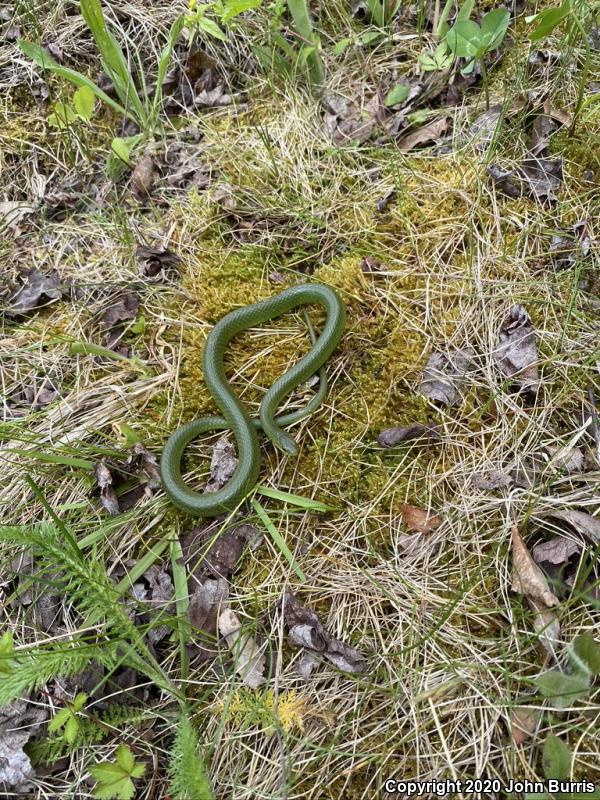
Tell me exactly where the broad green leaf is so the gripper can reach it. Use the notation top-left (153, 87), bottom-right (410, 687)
top-left (534, 669), bottom-right (590, 708)
top-left (73, 85), bottom-right (95, 120)
top-left (196, 15), bottom-right (227, 40)
top-left (529, 0), bottom-right (571, 41)
top-left (418, 52), bottom-right (438, 71)
top-left (445, 19), bottom-right (481, 58)
top-left (17, 39), bottom-right (127, 117)
top-left (48, 102), bottom-right (77, 129)
top-left (220, 0), bottom-right (261, 23)
top-left (0, 632), bottom-right (15, 675)
top-left (542, 733), bottom-right (572, 780)
top-left (571, 632), bottom-right (600, 676)
top-left (333, 37), bottom-right (351, 55)
top-left (480, 8), bottom-right (510, 49)
top-left (110, 137), bottom-right (133, 165)
top-left (384, 84), bottom-right (410, 107)
top-left (90, 746), bottom-right (145, 800)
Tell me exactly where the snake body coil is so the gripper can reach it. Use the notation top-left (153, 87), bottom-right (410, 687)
top-left (160, 283), bottom-right (345, 517)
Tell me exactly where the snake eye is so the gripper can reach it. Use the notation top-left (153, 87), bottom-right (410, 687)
top-left (278, 433), bottom-right (298, 456)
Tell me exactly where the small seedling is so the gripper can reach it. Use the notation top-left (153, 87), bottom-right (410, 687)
top-left (89, 745), bottom-right (145, 800)
top-left (48, 692), bottom-right (88, 744)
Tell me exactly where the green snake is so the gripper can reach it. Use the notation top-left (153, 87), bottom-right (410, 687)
top-left (160, 283), bottom-right (345, 517)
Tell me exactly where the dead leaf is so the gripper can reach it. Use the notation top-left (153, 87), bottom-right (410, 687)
top-left (375, 189), bottom-right (396, 213)
top-left (520, 155), bottom-right (563, 202)
top-left (185, 523), bottom-right (260, 587)
top-left (487, 164), bottom-right (522, 198)
top-left (397, 117), bottom-right (448, 152)
top-left (532, 536), bottom-right (582, 567)
top-left (137, 564), bottom-right (174, 645)
top-left (510, 706), bottom-right (540, 745)
top-left (0, 200), bottom-right (35, 233)
top-left (0, 700), bottom-right (47, 790)
top-left (420, 348), bottom-right (473, 406)
top-left (92, 443), bottom-right (161, 515)
top-left (511, 527), bottom-right (559, 609)
top-left (494, 304), bottom-right (539, 392)
top-left (465, 105), bottom-right (502, 151)
top-left (136, 245), bottom-right (181, 278)
top-left (378, 423), bottom-right (440, 448)
top-left (546, 442), bottom-right (584, 473)
top-left (360, 256), bottom-right (384, 273)
top-left (542, 99), bottom-right (572, 127)
top-left (100, 292), bottom-right (139, 351)
top-left (529, 114), bottom-right (557, 155)
top-left (280, 592), bottom-right (368, 675)
top-left (219, 608), bottom-right (266, 688)
top-left (194, 82), bottom-right (232, 107)
top-left (511, 526), bottom-right (560, 654)
top-left (549, 220), bottom-right (591, 270)
top-left (400, 503), bottom-right (442, 533)
top-left (188, 577), bottom-right (229, 637)
top-left (131, 154), bottom-right (155, 196)
top-left (537, 509), bottom-right (600, 545)
top-left (9, 380), bottom-right (57, 412)
top-left (205, 435), bottom-right (237, 493)
top-left (3, 269), bottom-right (62, 317)
top-left (470, 470), bottom-right (512, 490)
top-left (322, 91), bottom-right (385, 144)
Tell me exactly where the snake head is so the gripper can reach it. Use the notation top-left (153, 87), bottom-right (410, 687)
top-left (276, 432), bottom-right (299, 456)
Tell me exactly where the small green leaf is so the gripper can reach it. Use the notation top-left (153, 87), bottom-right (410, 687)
top-left (219, 0), bottom-right (261, 23)
top-left (64, 714), bottom-right (80, 743)
top-left (90, 745), bottom-right (145, 800)
top-left (73, 85), bottom-right (95, 120)
top-left (529, 0), bottom-right (571, 40)
top-left (542, 733), bottom-right (572, 780)
top-left (360, 30), bottom-right (383, 46)
top-left (333, 37), bottom-right (351, 55)
top-left (445, 19), bottom-right (481, 58)
top-left (480, 8), bottom-right (510, 49)
top-left (0, 632), bottom-right (15, 675)
top-left (571, 632), bottom-right (600, 676)
top-left (48, 102), bottom-right (77, 129)
top-left (110, 137), bottom-right (132, 165)
top-left (384, 84), bottom-right (410, 107)
top-left (534, 669), bottom-right (590, 709)
top-left (196, 15), bottom-right (227, 40)
top-left (118, 423), bottom-right (142, 446)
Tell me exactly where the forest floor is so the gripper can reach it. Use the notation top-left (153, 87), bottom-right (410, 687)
top-left (1, 1), bottom-right (599, 798)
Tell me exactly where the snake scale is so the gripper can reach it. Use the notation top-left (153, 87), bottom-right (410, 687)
top-left (160, 283), bottom-right (345, 516)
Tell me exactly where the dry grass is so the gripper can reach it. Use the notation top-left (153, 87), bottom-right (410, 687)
top-left (1, 0), bottom-right (599, 798)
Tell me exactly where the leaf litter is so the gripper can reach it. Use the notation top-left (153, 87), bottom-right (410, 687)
top-left (0, 699), bottom-right (47, 790)
top-left (3, 269), bottom-right (62, 317)
top-left (280, 591), bottom-right (368, 676)
top-left (494, 304), bottom-right (540, 392)
top-left (420, 348), bottom-right (474, 406)
top-left (92, 443), bottom-right (161, 515)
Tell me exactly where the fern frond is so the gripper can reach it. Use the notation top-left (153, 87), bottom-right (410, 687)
top-left (167, 714), bottom-right (214, 800)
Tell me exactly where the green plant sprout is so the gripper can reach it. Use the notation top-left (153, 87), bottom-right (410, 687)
top-left (89, 745), bottom-right (146, 800)
top-left (48, 692), bottom-right (88, 744)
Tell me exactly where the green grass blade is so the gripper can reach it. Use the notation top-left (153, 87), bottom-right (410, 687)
top-left (79, 0), bottom-right (146, 126)
top-left (151, 15), bottom-right (186, 119)
top-left (254, 485), bottom-right (334, 511)
top-left (251, 498), bottom-right (306, 582)
top-left (286, 0), bottom-right (324, 89)
top-left (69, 341), bottom-right (149, 372)
top-left (5, 449), bottom-right (94, 470)
top-left (170, 537), bottom-right (191, 680)
top-left (18, 39), bottom-right (128, 117)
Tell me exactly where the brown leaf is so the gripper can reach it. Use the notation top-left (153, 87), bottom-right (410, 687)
top-left (494, 304), bottom-right (539, 391)
top-left (549, 220), bottom-right (591, 270)
top-left (183, 521), bottom-right (260, 586)
top-left (465, 105), bottom-right (503, 151)
top-left (188, 577), bottom-right (229, 637)
top-left (218, 608), bottom-right (266, 688)
top-left (375, 189), bottom-right (396, 213)
top-left (532, 535), bottom-right (582, 567)
top-left (377, 424), bottom-right (440, 448)
top-left (4, 269), bottom-right (62, 317)
top-left (204, 434), bottom-right (237, 493)
top-left (280, 592), bottom-right (368, 675)
top-left (100, 292), bottom-right (139, 351)
top-left (9, 380), bottom-right (57, 412)
top-left (92, 443), bottom-right (161, 514)
top-left (0, 700), bottom-right (47, 790)
top-left (470, 471), bottom-right (512, 490)
top-left (131, 154), bottom-right (155, 196)
top-left (397, 117), bottom-right (448, 152)
top-left (511, 526), bottom-right (559, 609)
top-left (400, 503), bottom-right (442, 533)
top-left (194, 83), bottom-right (232, 107)
top-left (511, 706), bottom-right (540, 745)
top-left (538, 509), bottom-right (600, 545)
top-left (542, 100), bottom-right (572, 127)
top-left (322, 91), bottom-right (385, 145)
top-left (420, 348), bottom-right (474, 406)
top-left (136, 245), bottom-right (181, 278)
top-left (0, 201), bottom-right (35, 234)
